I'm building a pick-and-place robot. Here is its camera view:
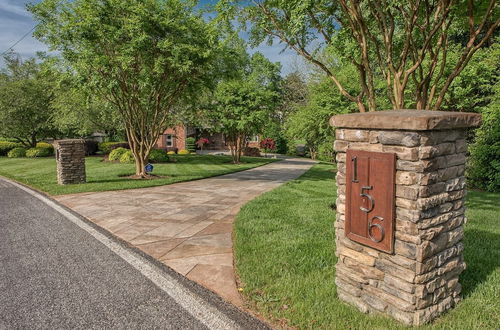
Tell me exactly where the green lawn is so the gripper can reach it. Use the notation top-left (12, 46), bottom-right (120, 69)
top-left (234, 163), bottom-right (500, 329)
top-left (0, 155), bottom-right (275, 195)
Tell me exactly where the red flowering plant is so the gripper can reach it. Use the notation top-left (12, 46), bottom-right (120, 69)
top-left (260, 138), bottom-right (276, 157)
top-left (196, 138), bottom-right (210, 151)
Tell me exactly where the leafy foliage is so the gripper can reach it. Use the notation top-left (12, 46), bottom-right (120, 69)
top-left (148, 149), bottom-right (170, 163)
top-left (119, 150), bottom-right (135, 164)
top-left (234, 0), bottom-right (499, 111)
top-left (30, 0), bottom-right (220, 176)
top-left (0, 141), bottom-right (22, 156)
top-left (186, 137), bottom-right (196, 152)
top-left (213, 52), bottom-right (281, 163)
top-left (468, 92), bottom-right (500, 192)
top-left (0, 53), bottom-right (58, 147)
top-left (108, 147), bottom-right (128, 161)
top-left (260, 138), bottom-right (276, 151)
top-left (7, 147), bottom-right (27, 158)
top-left (98, 142), bottom-right (129, 154)
top-left (26, 147), bottom-right (52, 158)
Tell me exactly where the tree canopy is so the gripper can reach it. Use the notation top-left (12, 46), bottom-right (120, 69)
top-left (212, 51), bottom-right (282, 163)
top-left (0, 53), bottom-right (57, 147)
top-left (221, 0), bottom-right (499, 112)
top-left (30, 0), bottom-right (220, 176)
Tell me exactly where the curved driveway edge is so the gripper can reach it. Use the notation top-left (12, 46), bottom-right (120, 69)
top-left (0, 177), bottom-right (270, 329)
top-left (55, 157), bottom-right (316, 306)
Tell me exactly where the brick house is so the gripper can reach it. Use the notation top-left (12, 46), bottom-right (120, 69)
top-left (156, 124), bottom-right (260, 151)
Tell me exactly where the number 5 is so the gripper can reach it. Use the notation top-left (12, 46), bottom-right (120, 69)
top-left (360, 186), bottom-right (374, 213)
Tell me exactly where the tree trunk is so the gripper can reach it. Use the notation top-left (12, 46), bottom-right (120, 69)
top-left (30, 133), bottom-right (38, 148)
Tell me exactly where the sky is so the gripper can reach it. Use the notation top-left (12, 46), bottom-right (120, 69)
top-left (0, 0), bottom-right (302, 75)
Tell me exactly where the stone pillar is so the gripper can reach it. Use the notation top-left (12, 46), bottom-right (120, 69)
top-left (330, 110), bottom-right (481, 325)
top-left (54, 139), bottom-right (86, 185)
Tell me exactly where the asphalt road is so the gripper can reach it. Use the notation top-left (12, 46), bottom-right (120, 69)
top-left (0, 178), bottom-right (269, 330)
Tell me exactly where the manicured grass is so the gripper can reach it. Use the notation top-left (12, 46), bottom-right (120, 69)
top-left (234, 163), bottom-right (500, 329)
top-left (0, 154), bottom-right (276, 195)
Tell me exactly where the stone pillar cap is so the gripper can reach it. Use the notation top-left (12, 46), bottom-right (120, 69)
top-left (330, 109), bottom-right (481, 131)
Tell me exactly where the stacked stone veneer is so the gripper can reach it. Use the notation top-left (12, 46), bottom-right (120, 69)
top-left (331, 110), bottom-right (481, 325)
top-left (54, 139), bottom-right (86, 185)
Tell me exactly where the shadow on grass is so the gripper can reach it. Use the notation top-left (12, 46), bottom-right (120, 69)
top-left (170, 155), bottom-right (272, 165)
top-left (465, 190), bottom-right (500, 211)
top-left (461, 228), bottom-right (500, 297)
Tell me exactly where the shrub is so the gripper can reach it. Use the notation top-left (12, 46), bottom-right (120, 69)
top-left (260, 138), bottom-right (276, 152)
top-left (36, 142), bottom-right (53, 149)
top-left (109, 147), bottom-right (128, 161)
top-left (468, 106), bottom-right (500, 192)
top-left (0, 141), bottom-right (22, 156)
top-left (7, 147), bottom-right (26, 158)
top-left (148, 149), bottom-right (169, 163)
top-left (196, 138), bottom-right (209, 150)
top-left (0, 137), bottom-right (18, 142)
top-left (167, 150), bottom-right (176, 155)
top-left (186, 137), bottom-right (196, 152)
top-left (35, 142), bottom-right (54, 155)
top-left (119, 150), bottom-right (135, 163)
top-left (26, 147), bottom-right (52, 158)
top-left (178, 149), bottom-right (190, 155)
top-left (318, 139), bottom-right (335, 163)
top-left (98, 141), bottom-right (129, 153)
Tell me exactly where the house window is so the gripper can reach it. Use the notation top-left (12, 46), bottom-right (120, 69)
top-left (248, 135), bottom-right (259, 142)
top-left (165, 134), bottom-right (173, 147)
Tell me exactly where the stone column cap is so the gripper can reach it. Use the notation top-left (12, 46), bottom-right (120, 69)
top-left (330, 109), bottom-right (481, 131)
top-left (54, 139), bottom-right (86, 145)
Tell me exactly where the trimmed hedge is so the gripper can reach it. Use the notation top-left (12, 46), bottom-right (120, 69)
top-left (98, 141), bottom-right (129, 153)
top-left (119, 150), bottom-right (135, 163)
top-left (0, 141), bottom-right (22, 156)
top-left (167, 151), bottom-right (176, 155)
top-left (468, 107), bottom-right (500, 192)
top-left (109, 147), bottom-right (128, 161)
top-left (186, 137), bottom-right (196, 152)
top-left (178, 149), bottom-right (190, 155)
top-left (148, 149), bottom-right (169, 163)
top-left (36, 142), bottom-right (54, 156)
top-left (26, 147), bottom-right (52, 158)
top-left (7, 147), bottom-right (26, 158)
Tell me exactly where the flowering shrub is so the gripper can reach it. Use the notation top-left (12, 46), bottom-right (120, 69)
top-left (178, 149), bottom-right (190, 155)
top-left (196, 138), bottom-right (210, 150)
top-left (260, 138), bottom-right (276, 151)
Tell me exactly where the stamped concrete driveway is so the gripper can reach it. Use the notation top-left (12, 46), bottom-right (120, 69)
top-left (56, 157), bottom-right (315, 306)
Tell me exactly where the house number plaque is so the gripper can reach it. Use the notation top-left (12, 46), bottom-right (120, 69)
top-left (345, 149), bottom-right (396, 253)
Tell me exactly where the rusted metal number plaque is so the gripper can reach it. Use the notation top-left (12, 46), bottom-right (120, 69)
top-left (345, 149), bottom-right (396, 253)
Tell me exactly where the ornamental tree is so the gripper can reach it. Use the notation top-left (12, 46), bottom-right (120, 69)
top-left (226, 0), bottom-right (499, 112)
top-left (30, 0), bottom-right (218, 176)
top-left (212, 52), bottom-right (281, 163)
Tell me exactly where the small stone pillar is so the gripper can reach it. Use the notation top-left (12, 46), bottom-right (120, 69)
top-left (330, 110), bottom-right (481, 325)
top-left (54, 139), bottom-right (86, 185)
